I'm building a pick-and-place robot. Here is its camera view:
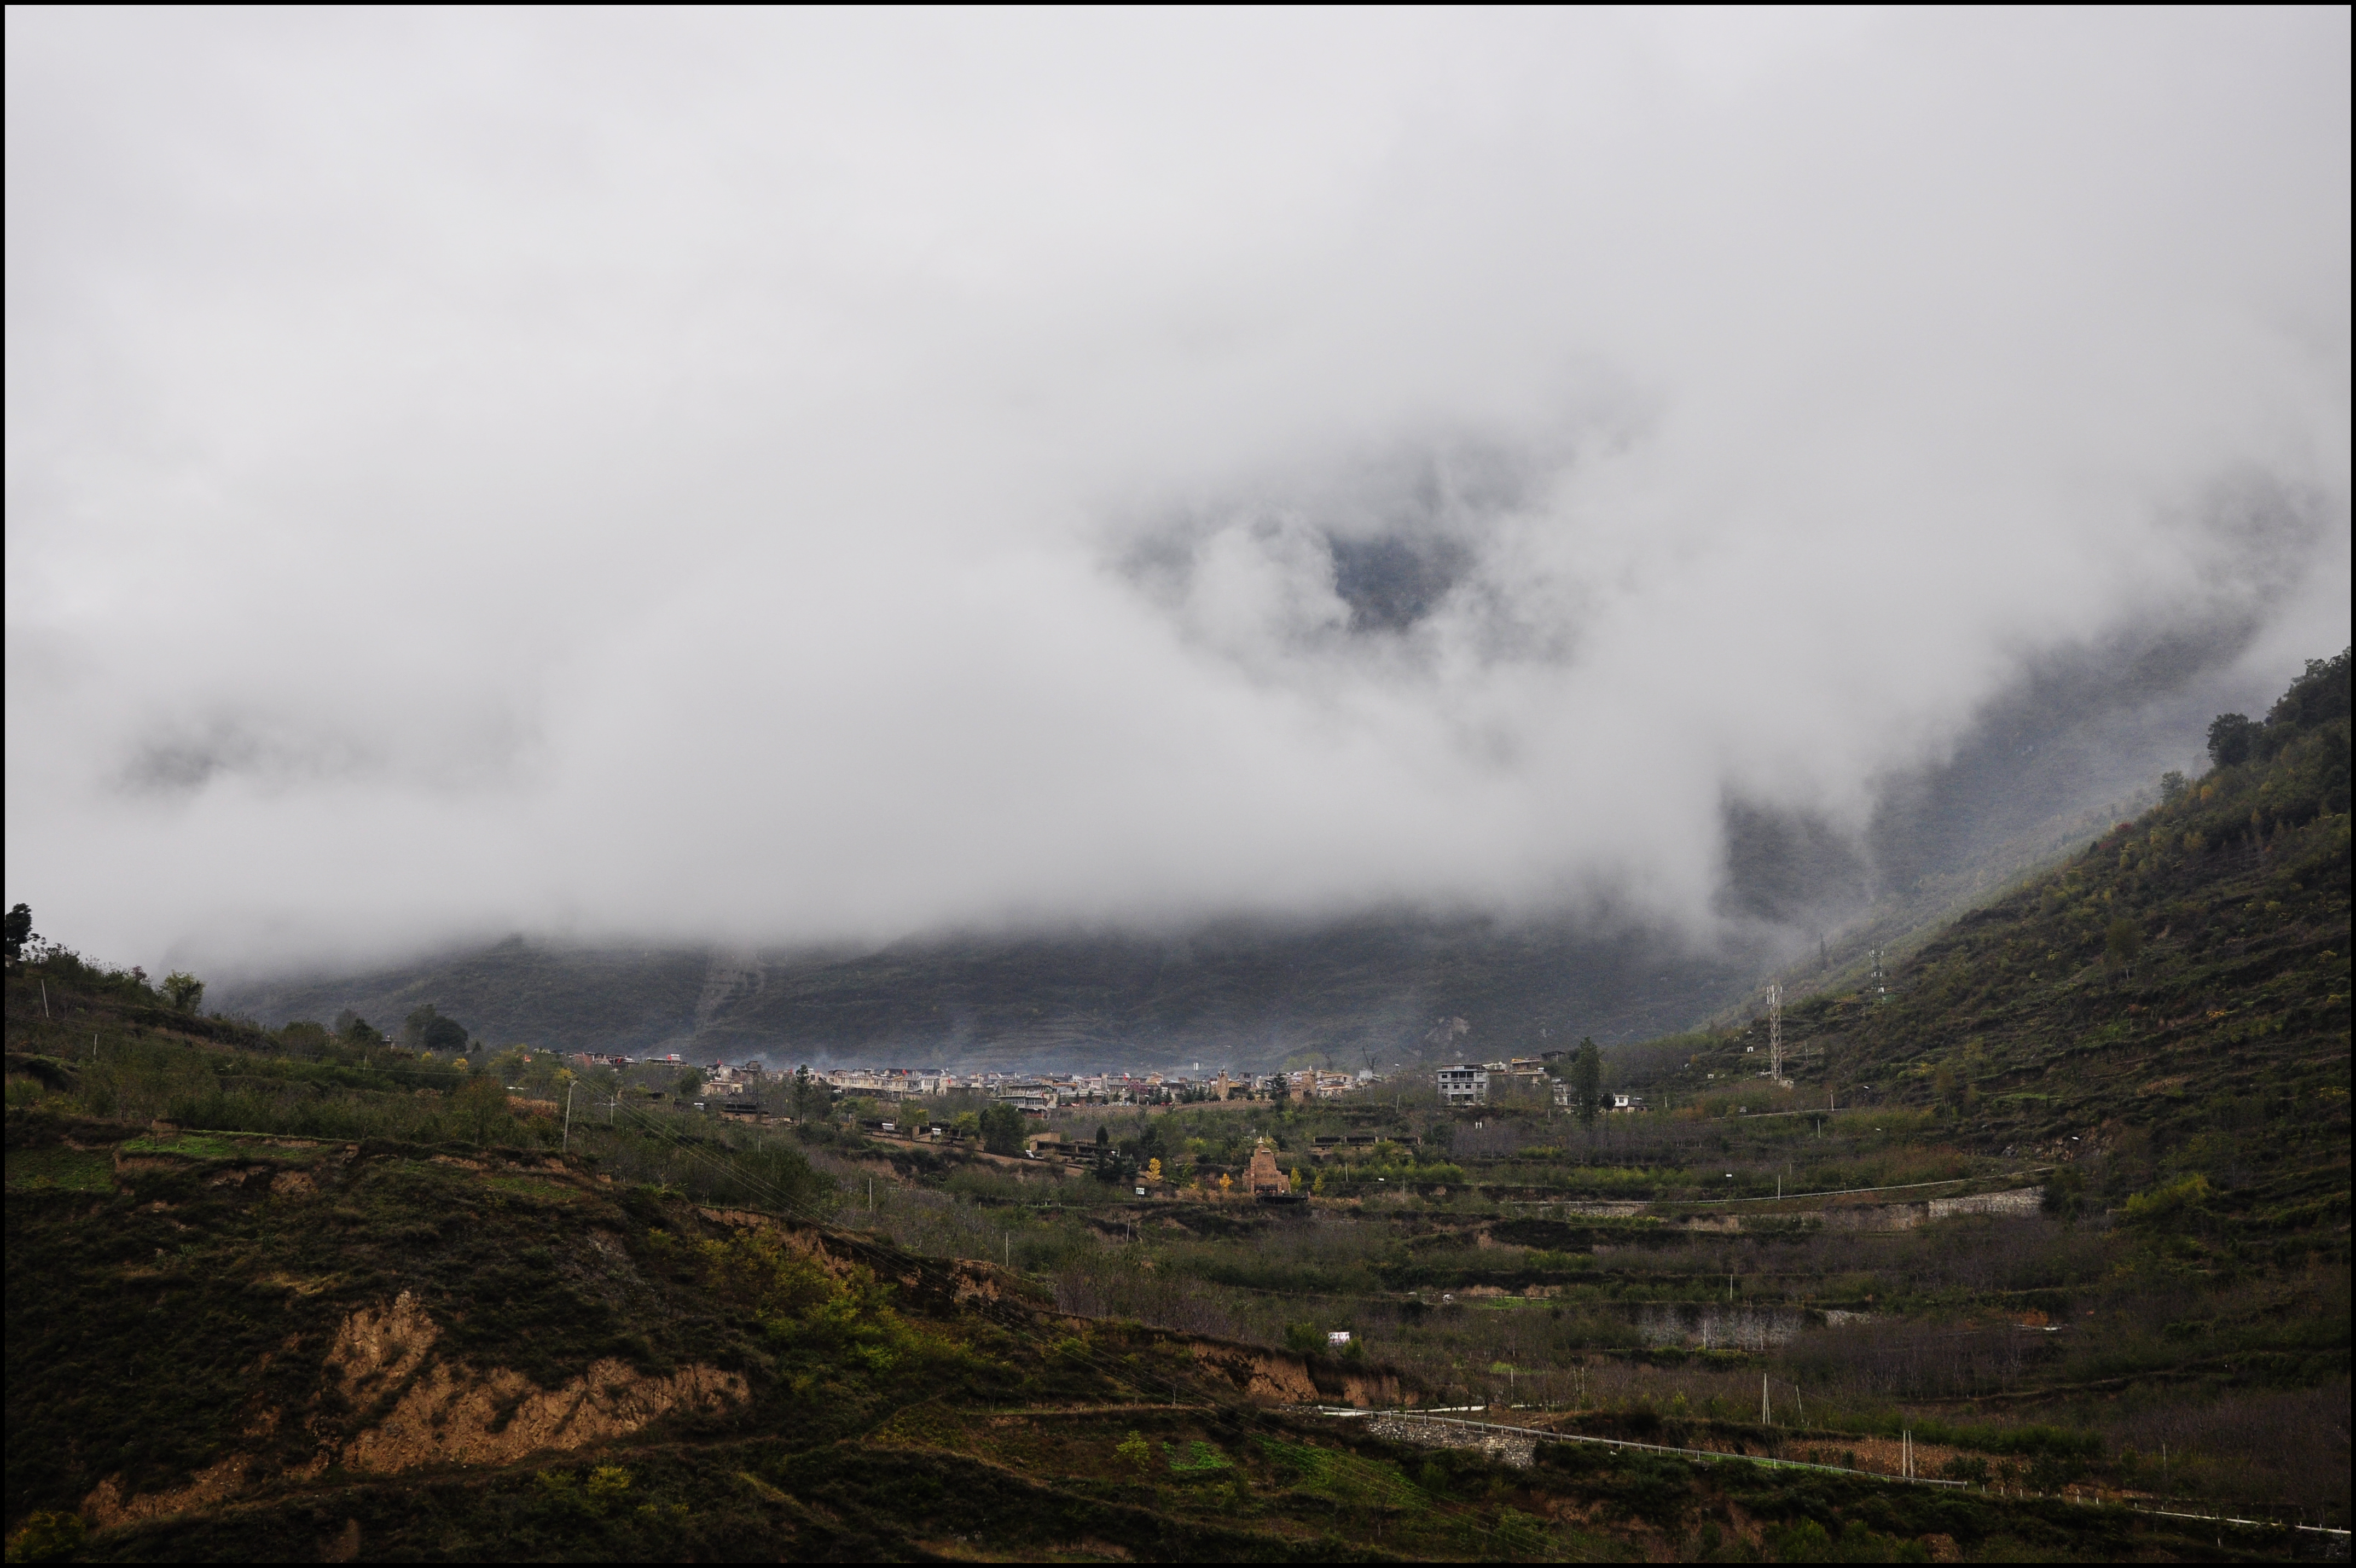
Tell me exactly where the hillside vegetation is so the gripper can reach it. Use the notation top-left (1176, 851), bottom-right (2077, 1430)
top-left (3, 1053), bottom-right (2300, 1564)
top-left (1765, 647), bottom-right (2349, 1232)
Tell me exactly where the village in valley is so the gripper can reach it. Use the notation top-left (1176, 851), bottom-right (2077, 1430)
top-left (558, 1047), bottom-right (1639, 1122)
top-left (348, 1035), bottom-right (1676, 1215)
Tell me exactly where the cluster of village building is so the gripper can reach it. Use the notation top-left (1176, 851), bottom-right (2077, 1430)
top-left (1437, 1059), bottom-right (1542, 1106)
top-left (1436, 1059), bottom-right (1644, 1111)
top-left (557, 1052), bottom-right (1645, 1114)
top-left (562, 1055), bottom-right (1379, 1107)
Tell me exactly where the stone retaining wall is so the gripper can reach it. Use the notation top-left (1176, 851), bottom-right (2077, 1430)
top-left (1926, 1187), bottom-right (2042, 1219)
top-left (1365, 1415), bottom-right (1535, 1468)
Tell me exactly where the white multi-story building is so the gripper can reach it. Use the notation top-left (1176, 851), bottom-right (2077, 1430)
top-left (1436, 1065), bottom-right (1489, 1106)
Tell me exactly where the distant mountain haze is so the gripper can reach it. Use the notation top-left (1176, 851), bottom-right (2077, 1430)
top-left (211, 628), bottom-right (2253, 1068)
top-left (210, 921), bottom-right (1723, 1073)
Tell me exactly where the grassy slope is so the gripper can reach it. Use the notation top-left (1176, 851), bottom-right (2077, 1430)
top-left (1774, 651), bottom-right (2350, 1229)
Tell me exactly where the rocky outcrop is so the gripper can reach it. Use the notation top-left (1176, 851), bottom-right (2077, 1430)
top-left (80, 1290), bottom-right (745, 1525)
top-left (337, 1355), bottom-right (744, 1473)
top-left (81, 1456), bottom-right (253, 1529)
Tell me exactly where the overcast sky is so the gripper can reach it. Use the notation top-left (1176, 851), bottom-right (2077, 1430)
top-left (6, 9), bottom-right (2349, 977)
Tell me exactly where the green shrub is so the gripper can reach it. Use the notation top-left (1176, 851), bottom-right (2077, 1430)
top-left (1766, 1517), bottom-right (1928, 1563)
top-left (584, 1464), bottom-right (632, 1514)
top-left (1163, 1439), bottom-right (1232, 1472)
top-left (3, 1512), bottom-right (86, 1564)
top-left (2123, 1172), bottom-right (2210, 1226)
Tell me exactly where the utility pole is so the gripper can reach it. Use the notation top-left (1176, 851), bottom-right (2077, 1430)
top-left (562, 1081), bottom-right (575, 1154)
top-left (1767, 982), bottom-right (1783, 1083)
top-left (1761, 1372), bottom-right (1770, 1424)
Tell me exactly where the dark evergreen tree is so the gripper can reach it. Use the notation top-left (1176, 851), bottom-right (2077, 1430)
top-left (1572, 1037), bottom-right (1603, 1133)
top-left (3, 903), bottom-right (37, 965)
top-left (978, 1102), bottom-right (1026, 1156)
top-left (2207, 712), bottom-right (2258, 768)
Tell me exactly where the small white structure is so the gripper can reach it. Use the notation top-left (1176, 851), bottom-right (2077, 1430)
top-left (1611, 1093), bottom-right (1646, 1112)
top-left (1327, 1330), bottom-right (1352, 1348)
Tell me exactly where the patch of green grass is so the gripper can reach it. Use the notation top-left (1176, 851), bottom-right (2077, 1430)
top-left (482, 1175), bottom-right (578, 1203)
top-left (1162, 1438), bottom-right (1233, 1472)
top-left (3, 1146), bottom-right (113, 1192)
top-left (1254, 1433), bottom-right (1427, 1513)
top-left (118, 1131), bottom-right (327, 1164)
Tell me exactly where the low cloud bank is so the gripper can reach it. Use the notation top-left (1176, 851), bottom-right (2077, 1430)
top-left (5, 10), bottom-right (2347, 977)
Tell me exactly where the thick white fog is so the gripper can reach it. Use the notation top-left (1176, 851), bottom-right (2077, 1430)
top-left (5, 9), bottom-right (2349, 975)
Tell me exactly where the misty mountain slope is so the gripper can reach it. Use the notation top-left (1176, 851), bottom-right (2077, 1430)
top-left (214, 940), bottom-right (711, 1057)
top-left (711, 914), bottom-right (1766, 1071)
top-left (1714, 622), bottom-right (2301, 1020)
top-left (1721, 651), bottom-right (2350, 1218)
top-left (210, 632), bottom-right (2277, 1071)
top-left (1867, 626), bottom-right (2281, 888)
top-left (211, 915), bottom-right (1763, 1071)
